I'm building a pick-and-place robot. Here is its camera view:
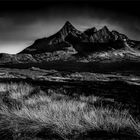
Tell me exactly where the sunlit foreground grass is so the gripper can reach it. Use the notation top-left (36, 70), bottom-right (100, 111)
top-left (0, 82), bottom-right (139, 140)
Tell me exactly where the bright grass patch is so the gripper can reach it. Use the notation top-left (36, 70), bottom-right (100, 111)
top-left (0, 82), bottom-right (139, 140)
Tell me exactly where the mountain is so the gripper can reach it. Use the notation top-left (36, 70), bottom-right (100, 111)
top-left (89, 26), bottom-right (112, 43)
top-left (20, 21), bottom-right (140, 55)
top-left (65, 25), bottom-right (136, 54)
top-left (20, 21), bottom-right (86, 54)
top-left (1, 21), bottom-right (140, 66)
top-left (84, 26), bottom-right (128, 43)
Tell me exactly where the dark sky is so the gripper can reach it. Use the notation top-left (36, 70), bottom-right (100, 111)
top-left (0, 0), bottom-right (140, 54)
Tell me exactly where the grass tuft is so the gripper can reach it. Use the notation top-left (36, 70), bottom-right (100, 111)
top-left (0, 82), bottom-right (139, 139)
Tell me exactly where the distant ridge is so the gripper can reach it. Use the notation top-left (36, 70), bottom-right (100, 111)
top-left (0, 21), bottom-right (140, 65)
top-left (20, 21), bottom-right (140, 55)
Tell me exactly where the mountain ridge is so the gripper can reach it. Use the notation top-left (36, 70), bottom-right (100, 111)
top-left (20, 21), bottom-right (139, 55)
top-left (1, 21), bottom-right (140, 65)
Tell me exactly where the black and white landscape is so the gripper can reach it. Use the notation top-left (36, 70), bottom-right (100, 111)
top-left (0, 0), bottom-right (140, 140)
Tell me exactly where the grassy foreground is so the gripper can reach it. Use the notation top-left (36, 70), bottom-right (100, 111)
top-left (0, 82), bottom-right (139, 140)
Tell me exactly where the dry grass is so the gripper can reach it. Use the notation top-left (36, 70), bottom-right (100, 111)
top-left (0, 82), bottom-right (139, 140)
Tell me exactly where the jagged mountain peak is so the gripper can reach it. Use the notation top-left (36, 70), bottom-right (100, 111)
top-left (102, 25), bottom-right (109, 30)
top-left (59, 21), bottom-right (82, 38)
top-left (99, 26), bottom-right (110, 34)
top-left (88, 25), bottom-right (111, 43)
top-left (63, 21), bottom-right (73, 27)
top-left (19, 21), bottom-right (80, 54)
top-left (61, 21), bottom-right (75, 30)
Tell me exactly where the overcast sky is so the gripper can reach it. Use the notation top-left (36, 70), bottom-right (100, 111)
top-left (0, 0), bottom-right (140, 54)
